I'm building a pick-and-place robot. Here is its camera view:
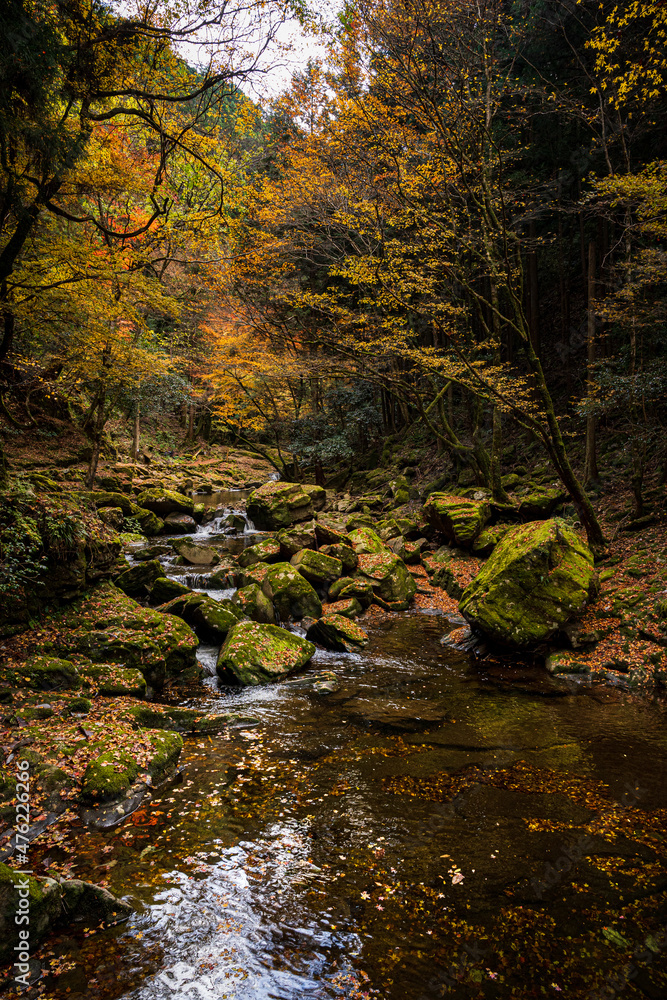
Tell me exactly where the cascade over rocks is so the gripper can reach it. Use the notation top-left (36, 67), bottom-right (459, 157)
top-left (459, 518), bottom-right (599, 647)
top-left (247, 482), bottom-right (315, 530)
top-left (216, 620), bottom-right (315, 685)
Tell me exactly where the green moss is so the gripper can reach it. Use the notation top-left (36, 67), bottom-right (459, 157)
top-left (262, 562), bottom-right (322, 620)
top-left (217, 620), bottom-right (315, 685)
top-left (423, 493), bottom-right (490, 547)
top-left (238, 537), bottom-right (281, 568)
top-left (348, 526), bottom-right (386, 554)
top-left (290, 547), bottom-right (343, 583)
top-left (306, 614), bottom-right (369, 652)
top-left (247, 482), bottom-right (314, 530)
top-left (157, 592), bottom-right (240, 642)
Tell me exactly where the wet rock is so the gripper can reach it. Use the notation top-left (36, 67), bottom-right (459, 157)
top-left (209, 561), bottom-right (238, 588)
top-left (163, 512), bottom-right (197, 534)
top-left (261, 562), bottom-right (322, 620)
top-left (423, 493), bottom-right (490, 547)
top-left (324, 597), bottom-right (363, 619)
top-left (148, 577), bottom-right (191, 604)
top-left (125, 704), bottom-right (256, 733)
top-left (0, 865), bottom-right (66, 962)
top-left (291, 548), bottom-right (343, 586)
top-left (545, 651), bottom-right (591, 675)
top-left (136, 488), bottom-right (194, 517)
top-left (281, 670), bottom-right (341, 694)
top-left (171, 538), bottom-right (220, 566)
top-left (80, 731), bottom-right (183, 804)
top-left (80, 663), bottom-right (147, 697)
top-left (319, 542), bottom-right (358, 574)
top-left (247, 482), bottom-right (314, 531)
top-left (97, 506), bottom-right (124, 529)
top-left (233, 583), bottom-right (276, 624)
top-left (216, 621), bottom-right (315, 685)
top-left (356, 550), bottom-right (417, 608)
top-left (133, 544), bottom-right (173, 562)
top-left (59, 879), bottom-right (132, 926)
top-left (306, 614), bottom-right (369, 652)
top-left (238, 538), bottom-right (282, 568)
top-left (114, 558), bottom-right (165, 597)
top-left (277, 523), bottom-right (318, 558)
top-left (343, 697), bottom-right (448, 731)
top-left (459, 518), bottom-right (599, 647)
top-left (158, 592), bottom-right (242, 643)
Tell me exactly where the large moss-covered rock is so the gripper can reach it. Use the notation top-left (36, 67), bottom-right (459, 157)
top-left (136, 488), bottom-right (194, 517)
top-left (133, 507), bottom-right (164, 537)
top-left (424, 493), bottom-right (490, 547)
top-left (348, 526), bottom-right (386, 554)
top-left (97, 506), bottom-right (124, 530)
top-left (302, 483), bottom-right (327, 510)
top-left (80, 663), bottom-right (147, 697)
top-left (42, 583), bottom-right (199, 689)
top-left (306, 614), bottom-right (369, 652)
top-left (329, 577), bottom-right (375, 607)
top-left (163, 512), bottom-right (197, 534)
top-left (125, 704), bottom-right (252, 733)
top-left (314, 521), bottom-right (351, 546)
top-left (290, 548), bottom-right (343, 585)
top-left (80, 730), bottom-right (183, 803)
top-left (277, 524), bottom-right (317, 558)
top-left (238, 538), bottom-right (281, 568)
top-left (149, 576), bottom-right (191, 604)
top-left (320, 542), bottom-right (358, 574)
top-left (114, 558), bottom-right (165, 597)
top-left (171, 538), bottom-right (219, 566)
top-left (233, 583), bottom-right (276, 624)
top-left (247, 482), bottom-right (314, 530)
top-left (472, 525), bottom-right (511, 557)
top-left (158, 592), bottom-right (242, 642)
top-left (356, 551), bottom-right (417, 609)
top-left (217, 621), bottom-right (315, 685)
top-left (261, 562), bottom-right (322, 620)
top-left (0, 656), bottom-right (81, 691)
top-left (459, 518), bottom-right (599, 647)
top-left (324, 597), bottom-right (363, 619)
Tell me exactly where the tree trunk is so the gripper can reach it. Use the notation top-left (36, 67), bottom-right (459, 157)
top-left (186, 402), bottom-right (195, 442)
top-left (131, 402), bottom-right (140, 461)
top-left (584, 241), bottom-right (599, 484)
top-left (85, 393), bottom-right (107, 488)
top-left (527, 221), bottom-right (540, 354)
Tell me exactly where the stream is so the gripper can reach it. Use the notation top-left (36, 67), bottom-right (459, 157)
top-left (31, 494), bottom-right (667, 999)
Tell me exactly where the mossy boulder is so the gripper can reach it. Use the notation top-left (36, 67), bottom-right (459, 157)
top-left (136, 488), bottom-right (194, 517)
top-left (306, 614), bottom-right (369, 652)
top-left (42, 583), bottom-right (199, 689)
top-left (518, 488), bottom-right (566, 521)
top-left (163, 512), bottom-right (197, 534)
top-left (233, 583), bottom-right (276, 624)
top-left (247, 482), bottom-right (314, 530)
top-left (0, 656), bottom-right (81, 691)
top-left (240, 562), bottom-right (271, 588)
top-left (459, 518), bottom-right (599, 647)
top-left (149, 576), bottom-right (191, 604)
top-left (261, 562), bottom-right (322, 620)
top-left (314, 521), bottom-right (351, 546)
top-left (90, 490), bottom-right (136, 515)
top-left (133, 508), bottom-right (165, 536)
top-left (277, 523), bottom-right (317, 558)
top-left (171, 538), bottom-right (219, 566)
top-left (98, 506), bottom-right (125, 530)
top-left (80, 663), bottom-right (147, 697)
top-left (217, 621), bottom-right (315, 685)
top-left (238, 537), bottom-right (281, 568)
top-left (324, 596), bottom-right (363, 618)
top-left (356, 550), bottom-right (417, 608)
top-left (125, 704), bottom-right (252, 733)
top-left (80, 731), bottom-right (182, 804)
top-left (348, 526), bottom-right (386, 554)
top-left (330, 578), bottom-right (375, 607)
top-left (0, 864), bottom-right (65, 962)
top-left (320, 542), bottom-right (358, 573)
top-left (290, 548), bottom-right (343, 585)
top-left (302, 483), bottom-right (327, 510)
top-left (423, 493), bottom-right (490, 547)
top-left (472, 525), bottom-right (511, 557)
top-left (114, 558), bottom-right (166, 597)
top-left (158, 592), bottom-right (242, 642)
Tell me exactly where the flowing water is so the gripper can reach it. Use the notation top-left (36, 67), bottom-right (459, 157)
top-left (27, 505), bottom-right (667, 1000)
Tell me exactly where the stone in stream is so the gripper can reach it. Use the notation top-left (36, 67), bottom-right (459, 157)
top-left (319, 542), bottom-right (358, 574)
top-left (281, 670), bottom-right (341, 694)
top-left (0, 864), bottom-right (131, 963)
top-left (237, 537), bottom-right (282, 568)
top-left (343, 697), bottom-right (448, 732)
top-left (356, 550), bottom-right (417, 608)
top-left (233, 583), bottom-right (276, 624)
top-left (323, 597), bottom-right (363, 619)
top-left (124, 704), bottom-right (258, 733)
top-left (423, 493), bottom-right (491, 547)
top-left (149, 576), bottom-right (191, 604)
top-left (306, 614), bottom-right (369, 652)
top-left (459, 518), bottom-right (599, 647)
top-left (163, 512), bottom-right (197, 534)
top-left (135, 488), bottom-right (194, 517)
top-left (133, 543), bottom-right (173, 562)
top-left (246, 482), bottom-right (315, 530)
top-left (114, 558), bottom-right (166, 597)
top-left (157, 592), bottom-right (243, 642)
top-left (261, 562), bottom-right (322, 620)
top-left (171, 538), bottom-right (220, 566)
top-left (276, 523), bottom-right (317, 558)
top-left (79, 731), bottom-right (183, 804)
top-left (290, 548), bottom-right (343, 586)
top-left (216, 621), bottom-right (315, 685)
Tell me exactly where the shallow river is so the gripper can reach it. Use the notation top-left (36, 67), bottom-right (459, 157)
top-left (35, 501), bottom-right (667, 1000)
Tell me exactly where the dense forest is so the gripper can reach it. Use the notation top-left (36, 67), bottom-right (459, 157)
top-left (1, 0), bottom-right (665, 541)
top-left (1, 3), bottom-right (667, 999)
